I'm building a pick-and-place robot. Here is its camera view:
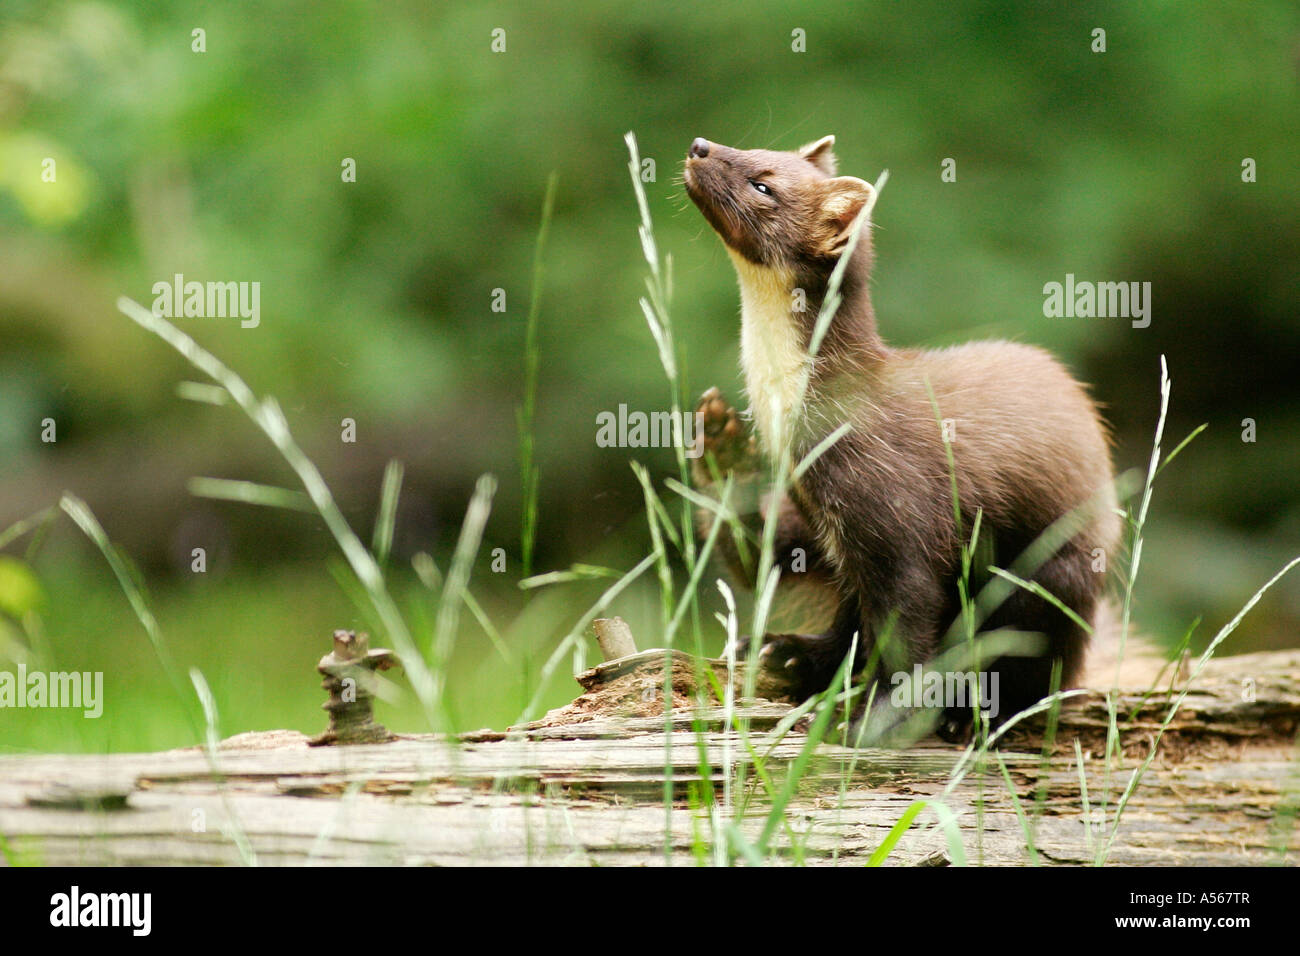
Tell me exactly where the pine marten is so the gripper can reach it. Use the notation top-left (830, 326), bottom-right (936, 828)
top-left (683, 134), bottom-right (1121, 737)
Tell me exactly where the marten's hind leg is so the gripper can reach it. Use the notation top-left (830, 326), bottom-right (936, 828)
top-left (944, 542), bottom-right (1099, 735)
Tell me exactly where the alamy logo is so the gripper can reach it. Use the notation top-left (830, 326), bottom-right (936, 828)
top-left (0, 666), bottom-right (102, 718)
top-left (50, 886), bottom-right (151, 936)
top-left (890, 664), bottom-right (1000, 719)
top-left (151, 273), bottom-right (260, 328)
top-left (1042, 273), bottom-right (1151, 328)
top-left (595, 405), bottom-right (703, 457)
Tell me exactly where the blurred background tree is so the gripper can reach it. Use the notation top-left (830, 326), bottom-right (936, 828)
top-left (1, 0), bottom-right (1297, 750)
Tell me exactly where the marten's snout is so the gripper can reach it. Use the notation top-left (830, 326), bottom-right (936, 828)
top-left (688, 137), bottom-right (710, 159)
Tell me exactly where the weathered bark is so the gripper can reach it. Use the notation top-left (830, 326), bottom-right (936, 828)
top-left (0, 650), bottom-right (1296, 866)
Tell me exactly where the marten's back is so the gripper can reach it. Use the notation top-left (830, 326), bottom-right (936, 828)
top-left (806, 339), bottom-right (1120, 575)
top-left (891, 341), bottom-right (1115, 539)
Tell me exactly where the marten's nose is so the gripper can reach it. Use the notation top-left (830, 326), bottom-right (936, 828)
top-left (689, 138), bottom-right (710, 159)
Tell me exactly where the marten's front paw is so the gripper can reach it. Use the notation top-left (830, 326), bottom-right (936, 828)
top-left (692, 387), bottom-right (758, 485)
top-left (733, 632), bottom-right (843, 702)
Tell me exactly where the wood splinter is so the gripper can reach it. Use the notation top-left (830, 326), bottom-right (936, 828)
top-left (308, 629), bottom-right (399, 746)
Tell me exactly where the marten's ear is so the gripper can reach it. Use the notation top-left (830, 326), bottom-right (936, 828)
top-left (798, 135), bottom-right (838, 176)
top-left (818, 176), bottom-right (876, 253)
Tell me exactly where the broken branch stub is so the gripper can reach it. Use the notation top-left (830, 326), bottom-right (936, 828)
top-left (593, 617), bottom-right (638, 661)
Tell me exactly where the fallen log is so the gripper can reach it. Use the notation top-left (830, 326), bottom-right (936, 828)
top-left (1, 634), bottom-right (1296, 866)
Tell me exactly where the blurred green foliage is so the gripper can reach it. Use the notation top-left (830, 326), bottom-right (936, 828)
top-left (1, 1), bottom-right (1297, 750)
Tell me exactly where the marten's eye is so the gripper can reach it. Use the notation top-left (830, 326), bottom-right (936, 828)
top-left (749, 179), bottom-right (774, 197)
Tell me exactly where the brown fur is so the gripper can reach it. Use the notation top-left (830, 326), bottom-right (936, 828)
top-left (685, 135), bottom-right (1122, 733)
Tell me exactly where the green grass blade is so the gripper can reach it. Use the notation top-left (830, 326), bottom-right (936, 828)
top-left (60, 493), bottom-right (198, 739)
top-left (518, 564), bottom-right (625, 589)
top-left (429, 474), bottom-right (497, 719)
top-left (176, 381), bottom-right (229, 405)
top-left (0, 505), bottom-right (57, 552)
top-left (995, 753), bottom-right (1039, 866)
top-left (865, 799), bottom-right (929, 867)
top-left (988, 567), bottom-right (1094, 635)
top-left (518, 171), bottom-right (559, 579)
top-left (188, 477), bottom-right (315, 513)
top-left (189, 666), bottom-right (257, 866)
top-left (1154, 422), bottom-right (1207, 480)
top-left (371, 459), bottom-right (404, 568)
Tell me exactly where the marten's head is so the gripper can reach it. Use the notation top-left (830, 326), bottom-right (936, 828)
top-left (683, 135), bottom-right (876, 273)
